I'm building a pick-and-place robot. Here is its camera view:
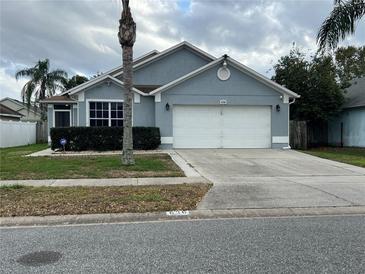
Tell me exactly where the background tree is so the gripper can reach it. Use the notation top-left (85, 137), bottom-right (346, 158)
top-left (63, 75), bottom-right (89, 90)
top-left (335, 46), bottom-right (365, 88)
top-left (118, 0), bottom-right (136, 165)
top-left (15, 59), bottom-right (67, 120)
top-left (317, 0), bottom-right (365, 51)
top-left (272, 48), bottom-right (344, 122)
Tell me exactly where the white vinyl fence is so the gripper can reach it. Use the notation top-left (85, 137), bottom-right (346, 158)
top-left (0, 120), bottom-right (36, 148)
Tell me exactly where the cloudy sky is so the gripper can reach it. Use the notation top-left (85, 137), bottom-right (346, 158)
top-left (1, 0), bottom-right (364, 100)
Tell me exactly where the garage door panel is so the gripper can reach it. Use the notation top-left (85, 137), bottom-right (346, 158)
top-left (173, 105), bottom-right (271, 148)
top-left (173, 106), bottom-right (221, 148)
top-left (222, 106), bottom-right (271, 148)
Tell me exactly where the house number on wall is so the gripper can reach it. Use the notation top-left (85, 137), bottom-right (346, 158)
top-left (219, 99), bottom-right (227, 105)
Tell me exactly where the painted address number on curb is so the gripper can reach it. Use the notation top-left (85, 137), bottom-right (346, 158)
top-left (166, 210), bottom-right (190, 216)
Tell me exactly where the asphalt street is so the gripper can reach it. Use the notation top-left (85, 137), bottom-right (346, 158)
top-left (1, 215), bottom-right (364, 273)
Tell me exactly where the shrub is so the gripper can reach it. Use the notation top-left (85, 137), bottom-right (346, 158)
top-left (50, 127), bottom-right (161, 151)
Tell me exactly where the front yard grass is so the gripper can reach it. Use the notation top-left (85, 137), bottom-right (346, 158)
top-left (0, 183), bottom-right (212, 217)
top-left (0, 144), bottom-right (184, 180)
top-left (302, 147), bottom-right (365, 168)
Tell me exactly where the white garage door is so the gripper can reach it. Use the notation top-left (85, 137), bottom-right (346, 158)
top-left (173, 105), bottom-right (271, 148)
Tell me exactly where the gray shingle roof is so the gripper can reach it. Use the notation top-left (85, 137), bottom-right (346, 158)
top-left (0, 103), bottom-right (23, 117)
top-left (343, 77), bottom-right (365, 109)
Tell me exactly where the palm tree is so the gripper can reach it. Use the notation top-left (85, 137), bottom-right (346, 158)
top-left (15, 59), bottom-right (67, 120)
top-left (317, 0), bottom-right (365, 51)
top-left (118, 0), bottom-right (136, 165)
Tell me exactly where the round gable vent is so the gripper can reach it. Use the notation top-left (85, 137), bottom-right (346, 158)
top-left (217, 62), bottom-right (230, 81)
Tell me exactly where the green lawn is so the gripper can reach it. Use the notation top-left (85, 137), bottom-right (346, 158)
top-left (0, 183), bottom-right (211, 217)
top-left (0, 144), bottom-right (184, 180)
top-left (303, 147), bottom-right (365, 168)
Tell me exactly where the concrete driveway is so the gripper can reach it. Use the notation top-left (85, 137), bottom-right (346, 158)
top-left (176, 149), bottom-right (365, 210)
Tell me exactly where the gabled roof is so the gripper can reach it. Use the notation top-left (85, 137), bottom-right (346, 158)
top-left (0, 103), bottom-right (23, 117)
top-left (60, 41), bottom-right (214, 96)
top-left (112, 41), bottom-right (216, 77)
top-left (150, 56), bottom-right (300, 98)
top-left (60, 50), bottom-right (159, 96)
top-left (0, 97), bottom-right (40, 114)
top-left (343, 77), bottom-right (365, 109)
top-left (64, 75), bottom-right (145, 96)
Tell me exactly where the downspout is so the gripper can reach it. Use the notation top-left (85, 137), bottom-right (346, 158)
top-left (283, 97), bottom-right (296, 150)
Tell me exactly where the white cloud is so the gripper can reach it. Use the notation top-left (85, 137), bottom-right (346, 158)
top-left (0, 68), bottom-right (27, 100)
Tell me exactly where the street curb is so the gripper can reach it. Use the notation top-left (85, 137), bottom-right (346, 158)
top-left (1, 206), bottom-right (365, 227)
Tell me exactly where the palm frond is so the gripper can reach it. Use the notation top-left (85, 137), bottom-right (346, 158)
top-left (15, 68), bottom-right (36, 80)
top-left (21, 80), bottom-right (36, 109)
top-left (318, 0), bottom-right (365, 51)
top-left (47, 69), bottom-right (68, 83)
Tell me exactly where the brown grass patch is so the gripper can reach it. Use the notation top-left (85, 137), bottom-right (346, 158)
top-left (0, 183), bottom-right (212, 217)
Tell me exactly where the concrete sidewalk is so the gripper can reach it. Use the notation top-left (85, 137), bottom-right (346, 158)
top-left (27, 148), bottom-right (170, 157)
top-left (0, 176), bottom-right (208, 187)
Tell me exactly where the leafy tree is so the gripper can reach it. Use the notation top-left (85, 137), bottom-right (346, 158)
top-left (15, 59), bottom-right (67, 120)
top-left (335, 46), bottom-right (365, 88)
top-left (118, 0), bottom-right (136, 165)
top-left (272, 48), bottom-right (344, 122)
top-left (317, 0), bottom-right (365, 51)
top-left (63, 75), bottom-right (89, 90)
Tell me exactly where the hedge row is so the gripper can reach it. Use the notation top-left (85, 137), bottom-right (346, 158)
top-left (50, 127), bottom-right (161, 151)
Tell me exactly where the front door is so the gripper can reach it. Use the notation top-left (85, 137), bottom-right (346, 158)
top-left (54, 111), bottom-right (71, 128)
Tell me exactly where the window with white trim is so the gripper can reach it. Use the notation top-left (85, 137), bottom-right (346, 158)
top-left (89, 102), bottom-right (123, 127)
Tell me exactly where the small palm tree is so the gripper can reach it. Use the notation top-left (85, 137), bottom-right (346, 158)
top-left (317, 0), bottom-right (365, 51)
top-left (15, 59), bottom-right (67, 120)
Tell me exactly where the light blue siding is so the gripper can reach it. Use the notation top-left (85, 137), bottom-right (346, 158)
top-left (155, 64), bottom-right (289, 148)
top-left (328, 107), bottom-right (365, 147)
top-left (132, 47), bottom-right (210, 85)
top-left (133, 96), bottom-right (155, 127)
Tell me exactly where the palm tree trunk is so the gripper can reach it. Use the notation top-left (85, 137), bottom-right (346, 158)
top-left (118, 0), bottom-right (136, 165)
top-left (122, 45), bottom-right (135, 165)
top-left (40, 82), bottom-right (47, 121)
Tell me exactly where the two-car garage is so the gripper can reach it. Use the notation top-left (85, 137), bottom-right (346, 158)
top-left (172, 105), bottom-right (271, 148)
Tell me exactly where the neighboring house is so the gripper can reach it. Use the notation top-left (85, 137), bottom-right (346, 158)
top-left (328, 78), bottom-right (365, 147)
top-left (42, 41), bottom-right (300, 149)
top-left (0, 97), bottom-right (42, 122)
top-left (0, 103), bottom-right (23, 121)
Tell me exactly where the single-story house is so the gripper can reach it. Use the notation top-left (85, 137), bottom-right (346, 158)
top-left (43, 41), bottom-right (300, 149)
top-left (0, 103), bottom-right (23, 121)
top-left (328, 78), bottom-right (365, 147)
top-left (0, 97), bottom-right (42, 122)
